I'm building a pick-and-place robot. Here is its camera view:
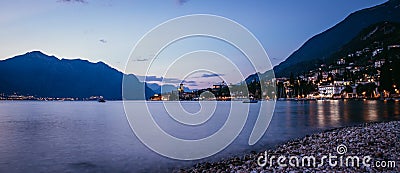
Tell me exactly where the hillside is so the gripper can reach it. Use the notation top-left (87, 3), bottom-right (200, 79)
top-left (274, 0), bottom-right (400, 77)
top-left (327, 21), bottom-right (400, 65)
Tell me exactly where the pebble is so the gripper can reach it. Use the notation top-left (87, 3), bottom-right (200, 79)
top-left (177, 121), bottom-right (400, 173)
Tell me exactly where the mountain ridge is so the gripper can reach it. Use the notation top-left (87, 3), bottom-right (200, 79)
top-left (0, 51), bottom-right (154, 100)
top-left (274, 0), bottom-right (400, 77)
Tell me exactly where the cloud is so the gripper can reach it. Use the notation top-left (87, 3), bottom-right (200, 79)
top-left (164, 78), bottom-right (184, 83)
top-left (132, 55), bottom-right (155, 62)
top-left (135, 58), bottom-right (149, 62)
top-left (139, 75), bottom-right (181, 83)
top-left (183, 80), bottom-right (196, 84)
top-left (138, 76), bottom-right (199, 86)
top-left (144, 76), bottom-right (164, 82)
top-left (58, 0), bottom-right (87, 3)
top-left (201, 73), bottom-right (225, 78)
top-left (176, 0), bottom-right (189, 6)
top-left (99, 39), bottom-right (107, 43)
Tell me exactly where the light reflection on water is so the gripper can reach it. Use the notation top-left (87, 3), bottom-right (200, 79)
top-left (0, 100), bottom-right (398, 172)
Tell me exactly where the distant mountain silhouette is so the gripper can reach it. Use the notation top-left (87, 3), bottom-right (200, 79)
top-left (274, 0), bottom-right (400, 77)
top-left (0, 51), bottom-right (154, 100)
top-left (147, 83), bottom-right (191, 94)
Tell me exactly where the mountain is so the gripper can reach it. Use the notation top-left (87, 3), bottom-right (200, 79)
top-left (274, 0), bottom-right (400, 77)
top-left (0, 51), bottom-right (154, 100)
top-left (327, 21), bottom-right (400, 65)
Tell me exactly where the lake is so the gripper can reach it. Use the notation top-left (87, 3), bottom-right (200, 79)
top-left (0, 100), bottom-right (399, 172)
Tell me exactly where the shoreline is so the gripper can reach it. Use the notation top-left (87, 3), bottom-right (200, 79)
top-left (1, 99), bottom-right (399, 102)
top-left (179, 121), bottom-right (400, 172)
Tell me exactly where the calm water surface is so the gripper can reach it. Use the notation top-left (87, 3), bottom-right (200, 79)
top-left (0, 100), bottom-right (399, 172)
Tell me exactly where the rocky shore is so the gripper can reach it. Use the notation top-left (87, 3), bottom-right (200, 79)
top-left (179, 121), bottom-right (399, 172)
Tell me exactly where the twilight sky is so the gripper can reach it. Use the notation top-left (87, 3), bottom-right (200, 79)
top-left (0, 0), bottom-right (387, 88)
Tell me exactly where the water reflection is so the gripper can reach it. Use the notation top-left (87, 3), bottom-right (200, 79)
top-left (282, 100), bottom-right (400, 129)
top-left (316, 101), bottom-right (326, 127)
top-left (0, 101), bottom-right (399, 172)
top-left (364, 100), bottom-right (378, 122)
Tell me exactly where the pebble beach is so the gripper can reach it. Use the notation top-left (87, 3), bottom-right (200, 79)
top-left (179, 121), bottom-right (400, 173)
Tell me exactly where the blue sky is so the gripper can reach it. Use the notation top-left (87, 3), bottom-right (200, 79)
top-left (0, 0), bottom-right (387, 88)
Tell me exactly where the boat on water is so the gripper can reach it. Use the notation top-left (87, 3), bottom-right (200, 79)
top-left (242, 99), bottom-right (258, 103)
top-left (98, 97), bottom-right (106, 102)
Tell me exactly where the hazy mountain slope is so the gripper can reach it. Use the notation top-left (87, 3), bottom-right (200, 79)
top-left (274, 0), bottom-right (400, 77)
top-left (0, 51), bottom-right (154, 100)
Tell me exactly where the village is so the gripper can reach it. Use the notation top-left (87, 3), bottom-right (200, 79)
top-left (151, 43), bottom-right (400, 101)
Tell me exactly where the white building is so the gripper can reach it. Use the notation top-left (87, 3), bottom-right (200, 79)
top-left (337, 58), bottom-right (346, 65)
top-left (374, 59), bottom-right (385, 68)
top-left (318, 85), bottom-right (335, 97)
top-left (318, 84), bottom-right (346, 98)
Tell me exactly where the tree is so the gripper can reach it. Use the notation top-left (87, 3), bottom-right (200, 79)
top-left (379, 62), bottom-right (393, 93)
top-left (356, 83), bottom-right (377, 98)
top-left (327, 73), bottom-right (334, 85)
top-left (341, 85), bottom-right (353, 94)
top-left (289, 72), bottom-right (295, 86)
